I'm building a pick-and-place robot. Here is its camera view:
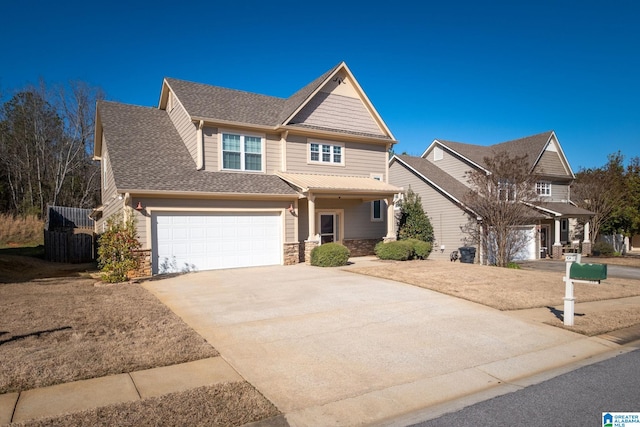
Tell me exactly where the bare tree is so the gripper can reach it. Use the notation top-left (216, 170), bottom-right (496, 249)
top-left (571, 152), bottom-right (626, 244)
top-left (463, 151), bottom-right (541, 267)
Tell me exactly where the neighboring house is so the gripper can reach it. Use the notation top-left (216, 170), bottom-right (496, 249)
top-left (389, 131), bottom-right (594, 262)
top-left (92, 62), bottom-right (402, 274)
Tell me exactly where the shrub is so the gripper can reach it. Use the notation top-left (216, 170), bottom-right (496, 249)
top-left (592, 241), bottom-right (614, 257)
top-left (97, 212), bottom-right (141, 282)
top-left (375, 240), bottom-right (413, 260)
top-left (506, 262), bottom-right (521, 269)
top-left (375, 239), bottom-right (433, 261)
top-left (407, 239), bottom-right (432, 259)
top-left (310, 242), bottom-right (350, 267)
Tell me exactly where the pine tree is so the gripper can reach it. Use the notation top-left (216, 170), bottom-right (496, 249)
top-left (397, 187), bottom-right (434, 242)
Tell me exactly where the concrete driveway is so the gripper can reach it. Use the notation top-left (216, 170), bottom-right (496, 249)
top-left (143, 262), bottom-right (618, 426)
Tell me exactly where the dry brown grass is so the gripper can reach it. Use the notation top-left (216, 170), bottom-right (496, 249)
top-left (348, 259), bottom-right (640, 336)
top-left (0, 214), bottom-right (43, 247)
top-left (0, 274), bottom-right (218, 394)
top-left (11, 383), bottom-right (281, 427)
top-left (1, 253), bottom-right (282, 425)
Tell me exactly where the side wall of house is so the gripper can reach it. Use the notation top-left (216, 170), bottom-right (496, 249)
top-left (96, 137), bottom-right (125, 233)
top-left (424, 146), bottom-right (475, 186)
top-left (168, 94), bottom-right (197, 165)
top-left (390, 162), bottom-right (472, 261)
top-left (285, 134), bottom-right (387, 178)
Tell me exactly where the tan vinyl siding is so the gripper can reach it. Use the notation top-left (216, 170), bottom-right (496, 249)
top-left (285, 136), bottom-right (387, 177)
top-left (296, 198), bottom-right (386, 242)
top-left (265, 133), bottom-right (281, 173)
top-left (425, 146), bottom-right (475, 186)
top-left (203, 126), bottom-right (218, 171)
top-left (550, 182), bottom-right (570, 201)
top-left (203, 127), bottom-right (279, 174)
top-left (100, 139), bottom-right (117, 205)
top-left (168, 96), bottom-right (198, 165)
top-left (130, 197), bottom-right (296, 249)
top-left (390, 162), bottom-right (471, 261)
top-left (290, 92), bottom-right (384, 136)
top-left (535, 150), bottom-right (570, 177)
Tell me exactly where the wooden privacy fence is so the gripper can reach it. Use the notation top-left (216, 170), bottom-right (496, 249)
top-left (44, 228), bottom-right (95, 263)
top-left (44, 205), bottom-right (96, 263)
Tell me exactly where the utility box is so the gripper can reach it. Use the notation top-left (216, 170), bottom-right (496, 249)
top-left (569, 263), bottom-right (607, 281)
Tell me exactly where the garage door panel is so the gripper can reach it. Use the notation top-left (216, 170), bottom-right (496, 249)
top-left (153, 212), bottom-right (281, 274)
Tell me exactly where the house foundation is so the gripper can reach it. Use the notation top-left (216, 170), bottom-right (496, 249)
top-left (343, 238), bottom-right (381, 257)
top-left (283, 242), bottom-right (300, 265)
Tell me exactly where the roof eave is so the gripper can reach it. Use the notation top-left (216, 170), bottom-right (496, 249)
top-left (119, 189), bottom-right (297, 200)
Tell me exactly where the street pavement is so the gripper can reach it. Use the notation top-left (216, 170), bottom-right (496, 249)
top-left (518, 258), bottom-right (640, 280)
top-left (406, 347), bottom-right (640, 427)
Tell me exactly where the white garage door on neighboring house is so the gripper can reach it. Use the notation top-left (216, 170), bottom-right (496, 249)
top-left (152, 212), bottom-right (282, 274)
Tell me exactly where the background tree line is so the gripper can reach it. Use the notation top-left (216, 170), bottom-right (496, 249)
top-left (0, 81), bottom-right (103, 218)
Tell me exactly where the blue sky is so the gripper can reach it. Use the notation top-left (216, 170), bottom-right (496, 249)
top-left (1, 0), bottom-right (638, 170)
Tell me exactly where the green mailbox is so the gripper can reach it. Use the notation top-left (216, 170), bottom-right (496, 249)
top-left (569, 262), bottom-right (607, 281)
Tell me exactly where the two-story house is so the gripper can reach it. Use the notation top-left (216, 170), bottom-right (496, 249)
top-left (92, 62), bottom-right (402, 274)
top-left (389, 131), bottom-right (594, 262)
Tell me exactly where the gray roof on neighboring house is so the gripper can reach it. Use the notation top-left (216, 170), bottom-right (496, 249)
top-left (164, 63), bottom-right (341, 128)
top-left (395, 155), bottom-right (472, 204)
top-left (531, 202), bottom-right (594, 217)
top-left (98, 100), bottom-right (297, 195)
top-left (437, 131), bottom-right (554, 171)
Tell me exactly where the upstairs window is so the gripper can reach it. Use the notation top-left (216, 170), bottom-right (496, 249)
top-left (222, 133), bottom-right (263, 171)
top-left (536, 181), bottom-right (551, 196)
top-left (497, 179), bottom-right (517, 201)
top-left (309, 141), bottom-right (344, 165)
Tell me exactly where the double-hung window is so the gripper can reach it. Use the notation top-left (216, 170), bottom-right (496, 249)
top-left (222, 132), bottom-right (263, 171)
top-left (309, 141), bottom-right (343, 165)
top-left (535, 181), bottom-right (551, 197)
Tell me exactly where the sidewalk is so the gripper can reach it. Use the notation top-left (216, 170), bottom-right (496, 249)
top-left (0, 358), bottom-right (250, 425)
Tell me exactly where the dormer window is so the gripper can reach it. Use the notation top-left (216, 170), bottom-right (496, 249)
top-left (535, 181), bottom-right (551, 197)
top-left (221, 132), bottom-right (263, 172)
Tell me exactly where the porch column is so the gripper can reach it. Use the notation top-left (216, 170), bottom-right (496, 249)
top-left (385, 197), bottom-right (396, 242)
top-left (552, 218), bottom-right (562, 259)
top-left (304, 193), bottom-right (318, 264)
top-left (582, 220), bottom-right (592, 256)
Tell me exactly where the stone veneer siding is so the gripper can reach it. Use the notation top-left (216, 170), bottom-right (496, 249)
top-left (283, 242), bottom-right (300, 265)
top-left (128, 249), bottom-right (152, 278)
top-left (343, 238), bottom-right (382, 257)
top-left (303, 240), bottom-right (319, 264)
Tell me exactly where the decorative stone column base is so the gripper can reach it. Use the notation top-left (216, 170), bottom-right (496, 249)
top-left (303, 240), bottom-right (319, 264)
top-left (283, 242), bottom-right (300, 265)
top-left (128, 249), bottom-right (152, 278)
top-left (581, 241), bottom-right (592, 257)
top-left (383, 236), bottom-right (397, 243)
top-left (552, 244), bottom-right (563, 260)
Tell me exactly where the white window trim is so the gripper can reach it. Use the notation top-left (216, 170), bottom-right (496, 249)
top-left (308, 140), bottom-right (345, 166)
top-left (536, 181), bottom-right (552, 197)
top-left (371, 174), bottom-right (384, 222)
top-left (219, 129), bottom-right (265, 172)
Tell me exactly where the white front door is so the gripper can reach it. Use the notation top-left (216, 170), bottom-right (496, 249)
top-left (319, 213), bottom-right (336, 244)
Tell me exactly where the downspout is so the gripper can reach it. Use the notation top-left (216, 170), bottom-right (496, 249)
top-left (196, 120), bottom-right (204, 170)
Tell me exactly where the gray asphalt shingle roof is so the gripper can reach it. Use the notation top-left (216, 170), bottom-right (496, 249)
top-left (395, 155), bottom-right (472, 203)
top-left (437, 131), bottom-right (554, 172)
top-left (98, 100), bottom-right (297, 195)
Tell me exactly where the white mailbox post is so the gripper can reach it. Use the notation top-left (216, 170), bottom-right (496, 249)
top-left (563, 253), bottom-right (581, 326)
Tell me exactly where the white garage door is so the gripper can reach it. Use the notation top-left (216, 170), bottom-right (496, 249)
top-left (153, 212), bottom-right (282, 274)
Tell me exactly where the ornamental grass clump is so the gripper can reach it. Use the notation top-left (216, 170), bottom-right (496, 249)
top-left (97, 212), bottom-right (141, 282)
top-left (310, 242), bottom-right (350, 267)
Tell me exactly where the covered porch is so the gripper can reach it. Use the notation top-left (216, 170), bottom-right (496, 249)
top-left (276, 172), bottom-right (402, 262)
top-left (530, 202), bottom-right (595, 259)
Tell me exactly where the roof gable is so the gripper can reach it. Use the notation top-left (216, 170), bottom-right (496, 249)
top-left (157, 63), bottom-right (395, 142)
top-left (422, 131), bottom-right (574, 178)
